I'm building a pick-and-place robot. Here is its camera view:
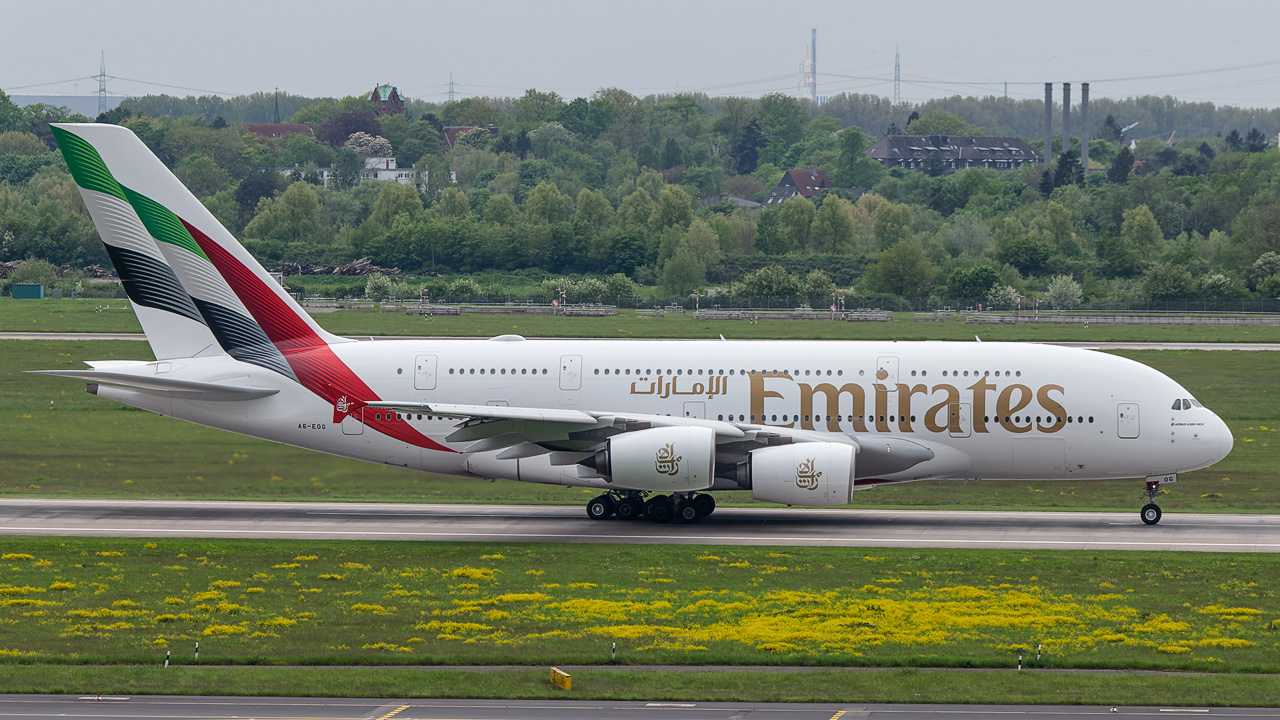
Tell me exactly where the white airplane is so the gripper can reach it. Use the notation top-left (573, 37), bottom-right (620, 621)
top-left (36, 123), bottom-right (1233, 526)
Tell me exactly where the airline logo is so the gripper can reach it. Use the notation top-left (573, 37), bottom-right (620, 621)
top-left (654, 443), bottom-right (682, 476)
top-left (795, 458), bottom-right (822, 490)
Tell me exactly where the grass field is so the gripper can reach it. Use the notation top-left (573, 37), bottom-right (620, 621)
top-left (7, 297), bottom-right (1280, 343)
top-left (0, 339), bottom-right (1271, 513)
top-left (2, 537), bottom-right (1278, 673)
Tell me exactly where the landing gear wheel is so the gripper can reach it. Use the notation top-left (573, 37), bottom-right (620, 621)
top-left (675, 500), bottom-right (699, 524)
top-left (586, 494), bottom-right (615, 520)
top-left (692, 494), bottom-right (715, 518)
top-left (615, 496), bottom-right (645, 520)
top-left (646, 495), bottom-right (674, 524)
top-left (1141, 503), bottom-right (1162, 525)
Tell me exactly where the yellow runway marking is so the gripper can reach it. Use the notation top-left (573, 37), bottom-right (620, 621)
top-left (376, 704), bottom-right (411, 720)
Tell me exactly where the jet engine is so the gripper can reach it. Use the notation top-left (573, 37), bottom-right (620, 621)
top-left (589, 426), bottom-right (715, 492)
top-left (739, 442), bottom-right (856, 506)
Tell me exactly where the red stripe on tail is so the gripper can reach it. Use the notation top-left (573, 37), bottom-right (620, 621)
top-left (184, 219), bottom-right (452, 453)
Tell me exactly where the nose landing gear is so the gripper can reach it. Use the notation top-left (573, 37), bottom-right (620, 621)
top-left (1140, 480), bottom-right (1168, 525)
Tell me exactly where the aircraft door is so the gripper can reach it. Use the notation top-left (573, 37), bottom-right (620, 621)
top-left (559, 355), bottom-right (582, 391)
top-left (341, 408), bottom-right (364, 435)
top-left (876, 356), bottom-right (899, 429)
top-left (414, 354), bottom-right (438, 390)
top-left (683, 401), bottom-right (706, 419)
top-left (948, 402), bottom-right (972, 438)
top-left (1117, 403), bottom-right (1140, 439)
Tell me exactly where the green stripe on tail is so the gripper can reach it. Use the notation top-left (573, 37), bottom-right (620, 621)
top-left (123, 187), bottom-right (210, 262)
top-left (49, 126), bottom-right (127, 201)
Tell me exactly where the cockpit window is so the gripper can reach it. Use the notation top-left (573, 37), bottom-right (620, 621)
top-left (1172, 399), bottom-right (1183, 410)
top-left (1190, 398), bottom-right (1203, 408)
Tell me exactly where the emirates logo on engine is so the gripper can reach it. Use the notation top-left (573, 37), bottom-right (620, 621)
top-left (654, 442), bottom-right (682, 476)
top-left (795, 457), bottom-right (822, 490)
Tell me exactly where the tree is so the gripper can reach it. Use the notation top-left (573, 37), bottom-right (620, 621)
top-left (573, 188), bottom-right (613, 232)
top-left (922, 151), bottom-right (947, 177)
top-left (754, 93), bottom-right (807, 167)
top-left (660, 138), bottom-right (685, 170)
top-left (1098, 115), bottom-right (1122, 143)
top-left (174, 155), bottom-right (232, 198)
top-left (635, 143), bottom-right (659, 170)
top-left (809, 195), bottom-right (855, 253)
top-left (1052, 150), bottom-right (1082, 189)
top-left (944, 265), bottom-right (1000, 304)
top-left (778, 195), bottom-right (815, 252)
top-left (1140, 263), bottom-right (1193, 300)
top-left (367, 182), bottom-right (423, 229)
top-left (1108, 146), bottom-right (1134, 184)
top-left (1045, 274), bottom-right (1083, 310)
top-left (365, 273), bottom-right (393, 301)
top-left (617, 188), bottom-right (656, 229)
top-left (1225, 130), bottom-right (1244, 153)
top-left (732, 118), bottom-right (764, 174)
top-left (315, 112), bottom-right (381, 148)
top-left (343, 131), bottom-right (393, 158)
top-left (512, 89), bottom-right (565, 125)
top-left (872, 201), bottom-right (913, 249)
top-left (986, 284), bottom-right (1020, 309)
top-left (649, 186), bottom-right (694, 232)
top-left (681, 219), bottom-right (723, 269)
top-left (0, 131), bottom-right (48, 156)
top-left (904, 111), bottom-right (978, 136)
top-left (281, 134), bottom-right (333, 168)
top-left (833, 126), bottom-right (885, 189)
top-left (244, 181), bottom-right (320, 244)
top-left (1245, 128), bottom-right (1271, 153)
top-left (737, 264), bottom-right (800, 302)
top-left (523, 181), bottom-right (572, 224)
top-left (484, 193), bottom-right (520, 225)
top-left (1121, 204), bottom-right (1163, 259)
top-left (865, 240), bottom-right (935, 297)
top-left (800, 269), bottom-right (835, 307)
top-left (661, 245), bottom-right (705, 297)
top-left (441, 98), bottom-right (499, 128)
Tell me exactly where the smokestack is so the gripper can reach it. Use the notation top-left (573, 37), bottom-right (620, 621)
top-left (811, 28), bottom-right (818, 103)
top-left (1080, 82), bottom-right (1090, 176)
top-left (1044, 83), bottom-right (1053, 164)
top-left (1080, 82), bottom-right (1090, 175)
top-left (1062, 83), bottom-right (1071, 160)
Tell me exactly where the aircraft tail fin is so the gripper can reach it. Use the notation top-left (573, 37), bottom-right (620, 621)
top-left (51, 123), bottom-right (349, 379)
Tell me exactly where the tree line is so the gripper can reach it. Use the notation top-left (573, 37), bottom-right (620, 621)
top-left (3, 85), bottom-right (1280, 309)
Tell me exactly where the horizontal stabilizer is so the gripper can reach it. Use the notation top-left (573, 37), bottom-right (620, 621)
top-left (28, 370), bottom-right (279, 401)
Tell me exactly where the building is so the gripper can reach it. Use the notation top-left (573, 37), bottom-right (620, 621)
top-left (442, 125), bottom-right (499, 152)
top-left (762, 168), bottom-right (862, 206)
top-left (361, 157), bottom-right (416, 185)
top-left (240, 123), bottom-right (313, 140)
top-left (369, 84), bottom-right (404, 116)
top-left (864, 135), bottom-right (1040, 172)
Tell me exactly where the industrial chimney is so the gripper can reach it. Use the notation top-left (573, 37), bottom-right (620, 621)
top-left (811, 28), bottom-right (818, 104)
top-left (1062, 83), bottom-right (1071, 161)
top-left (1044, 83), bottom-right (1053, 164)
top-left (1080, 83), bottom-right (1090, 177)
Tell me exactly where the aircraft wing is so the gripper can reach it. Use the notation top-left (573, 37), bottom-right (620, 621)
top-left (362, 399), bottom-right (888, 464)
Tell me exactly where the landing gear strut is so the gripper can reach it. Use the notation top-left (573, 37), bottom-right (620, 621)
top-left (1140, 480), bottom-right (1167, 525)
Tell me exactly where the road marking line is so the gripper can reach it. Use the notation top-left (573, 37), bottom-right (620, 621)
top-left (375, 704), bottom-right (411, 720)
top-left (3, 526), bottom-right (1280, 550)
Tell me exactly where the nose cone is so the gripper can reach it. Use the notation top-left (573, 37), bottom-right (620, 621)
top-left (1207, 411), bottom-right (1234, 466)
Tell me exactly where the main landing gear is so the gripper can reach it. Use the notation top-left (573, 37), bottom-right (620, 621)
top-left (1140, 480), bottom-right (1168, 525)
top-left (586, 491), bottom-right (715, 524)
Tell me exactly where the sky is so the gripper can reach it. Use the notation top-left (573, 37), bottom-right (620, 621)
top-left (6, 0), bottom-right (1280, 108)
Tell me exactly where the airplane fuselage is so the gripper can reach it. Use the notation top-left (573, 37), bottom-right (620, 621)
top-left (93, 338), bottom-right (1233, 491)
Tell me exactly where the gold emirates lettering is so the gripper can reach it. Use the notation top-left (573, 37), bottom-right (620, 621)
top-left (629, 373), bottom-right (1068, 435)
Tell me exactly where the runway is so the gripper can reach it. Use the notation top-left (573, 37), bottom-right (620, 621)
top-left (3, 499), bottom-right (1279, 552)
top-left (4, 332), bottom-right (1280, 351)
top-left (0, 695), bottom-right (1270, 720)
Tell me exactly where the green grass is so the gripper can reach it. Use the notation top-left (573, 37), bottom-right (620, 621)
top-left (5, 664), bottom-right (1280, 706)
top-left (0, 339), bottom-right (1270, 513)
top-left (8, 297), bottom-right (1280, 343)
top-left (2, 538), bottom-right (1280, 673)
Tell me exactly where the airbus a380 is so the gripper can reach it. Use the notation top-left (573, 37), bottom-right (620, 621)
top-left (36, 123), bottom-right (1234, 526)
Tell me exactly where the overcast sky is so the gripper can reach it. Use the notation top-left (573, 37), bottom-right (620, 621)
top-left (6, 0), bottom-right (1280, 108)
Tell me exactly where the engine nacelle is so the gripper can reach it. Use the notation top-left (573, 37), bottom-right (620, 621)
top-left (745, 442), bottom-right (856, 506)
top-left (592, 426), bottom-right (715, 492)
